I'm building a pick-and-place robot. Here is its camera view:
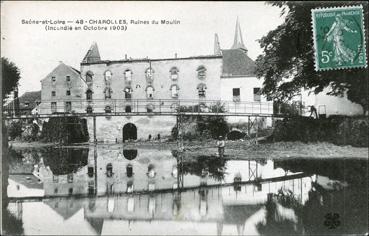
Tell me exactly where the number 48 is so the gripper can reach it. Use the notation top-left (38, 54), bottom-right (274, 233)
top-left (321, 51), bottom-right (332, 64)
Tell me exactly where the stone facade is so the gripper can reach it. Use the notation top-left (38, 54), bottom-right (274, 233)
top-left (39, 62), bottom-right (84, 114)
top-left (86, 116), bottom-right (176, 142)
top-left (80, 56), bottom-right (223, 113)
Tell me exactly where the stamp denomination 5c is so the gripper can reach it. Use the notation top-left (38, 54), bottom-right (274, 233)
top-left (312, 5), bottom-right (367, 71)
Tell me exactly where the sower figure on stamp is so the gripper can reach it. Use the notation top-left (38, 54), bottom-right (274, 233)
top-left (216, 136), bottom-right (225, 158)
top-left (325, 14), bottom-right (358, 66)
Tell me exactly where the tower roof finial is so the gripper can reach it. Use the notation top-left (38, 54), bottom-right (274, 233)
top-left (231, 17), bottom-right (247, 51)
top-left (214, 33), bottom-right (221, 56)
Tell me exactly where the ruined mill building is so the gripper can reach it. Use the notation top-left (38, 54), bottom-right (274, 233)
top-left (38, 19), bottom-right (272, 142)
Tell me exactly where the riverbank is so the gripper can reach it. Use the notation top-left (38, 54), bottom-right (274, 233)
top-left (9, 140), bottom-right (368, 159)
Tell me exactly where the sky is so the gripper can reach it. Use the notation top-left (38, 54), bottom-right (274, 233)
top-left (1, 1), bottom-right (285, 95)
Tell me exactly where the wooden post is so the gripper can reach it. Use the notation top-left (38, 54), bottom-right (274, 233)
top-left (93, 116), bottom-right (97, 143)
top-left (247, 116), bottom-right (251, 136)
top-left (94, 144), bottom-right (97, 194)
top-left (255, 117), bottom-right (258, 144)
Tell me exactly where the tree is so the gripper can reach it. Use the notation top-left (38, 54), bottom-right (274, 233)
top-left (255, 1), bottom-right (369, 115)
top-left (2, 57), bottom-right (21, 101)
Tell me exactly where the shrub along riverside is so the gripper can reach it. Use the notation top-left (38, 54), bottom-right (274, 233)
top-left (171, 102), bottom-right (229, 140)
top-left (271, 116), bottom-right (368, 147)
top-left (41, 117), bottom-right (89, 144)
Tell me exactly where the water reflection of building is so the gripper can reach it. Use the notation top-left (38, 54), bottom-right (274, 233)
top-left (36, 148), bottom-right (90, 197)
top-left (92, 148), bottom-right (179, 195)
top-left (7, 149), bottom-right (367, 235)
top-left (81, 174), bottom-right (313, 235)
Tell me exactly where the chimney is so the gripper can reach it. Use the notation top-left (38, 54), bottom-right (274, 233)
top-left (175, 53), bottom-right (178, 58)
top-left (125, 54), bottom-right (127, 60)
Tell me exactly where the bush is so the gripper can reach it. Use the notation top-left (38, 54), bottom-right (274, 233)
top-left (272, 116), bottom-right (368, 147)
top-left (21, 123), bottom-right (40, 141)
top-left (173, 102), bottom-right (230, 140)
top-left (7, 121), bottom-right (23, 140)
top-left (41, 117), bottom-right (89, 144)
top-left (227, 130), bottom-right (247, 140)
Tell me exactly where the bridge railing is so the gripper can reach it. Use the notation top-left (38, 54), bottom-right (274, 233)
top-left (3, 99), bottom-right (274, 117)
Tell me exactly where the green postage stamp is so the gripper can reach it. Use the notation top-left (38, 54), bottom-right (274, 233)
top-left (312, 5), bottom-right (367, 71)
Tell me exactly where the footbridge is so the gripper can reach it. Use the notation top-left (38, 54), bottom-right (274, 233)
top-left (3, 98), bottom-right (280, 120)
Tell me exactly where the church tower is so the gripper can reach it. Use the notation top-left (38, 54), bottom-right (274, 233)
top-left (82, 42), bottom-right (101, 63)
top-left (214, 33), bottom-right (222, 56)
top-left (231, 17), bottom-right (248, 53)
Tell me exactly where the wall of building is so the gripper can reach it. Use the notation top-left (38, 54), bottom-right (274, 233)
top-left (301, 87), bottom-right (364, 117)
top-left (93, 148), bottom-right (178, 194)
top-left (40, 63), bottom-right (85, 114)
top-left (79, 57), bottom-right (222, 113)
top-left (220, 77), bottom-right (273, 125)
top-left (40, 165), bottom-right (89, 197)
top-left (220, 77), bottom-right (267, 103)
top-left (86, 116), bottom-right (176, 142)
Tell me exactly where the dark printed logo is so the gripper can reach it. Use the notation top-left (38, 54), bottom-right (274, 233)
top-left (324, 212), bottom-right (341, 229)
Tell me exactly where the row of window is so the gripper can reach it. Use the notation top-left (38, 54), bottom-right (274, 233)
top-left (50, 85), bottom-right (181, 99)
top-left (51, 87), bottom-right (261, 101)
top-left (232, 87), bottom-right (262, 102)
top-left (85, 83), bottom-right (196, 100)
top-left (104, 163), bottom-right (167, 179)
top-left (51, 76), bottom-right (71, 83)
top-left (84, 66), bottom-right (206, 84)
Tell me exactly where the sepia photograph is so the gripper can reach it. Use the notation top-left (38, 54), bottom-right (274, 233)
top-left (1, 1), bottom-right (368, 235)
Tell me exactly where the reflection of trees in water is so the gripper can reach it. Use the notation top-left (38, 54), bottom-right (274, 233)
top-left (273, 159), bottom-right (368, 233)
top-left (8, 148), bottom-right (41, 173)
top-left (256, 192), bottom-right (303, 235)
top-left (7, 147), bottom-right (90, 176)
top-left (257, 180), bottom-right (368, 235)
top-left (302, 184), bottom-right (368, 235)
top-left (40, 148), bottom-right (89, 175)
top-left (274, 159), bottom-right (368, 186)
top-left (3, 145), bottom-right (24, 234)
top-left (2, 209), bottom-right (25, 235)
top-left (181, 156), bottom-right (226, 181)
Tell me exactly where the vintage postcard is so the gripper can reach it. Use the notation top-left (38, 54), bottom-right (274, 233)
top-left (1, 1), bottom-right (368, 235)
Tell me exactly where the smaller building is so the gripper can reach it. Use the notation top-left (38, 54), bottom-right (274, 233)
top-left (4, 91), bottom-right (41, 116)
top-left (39, 62), bottom-right (85, 114)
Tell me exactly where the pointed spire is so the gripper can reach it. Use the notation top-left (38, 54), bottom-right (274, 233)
top-left (231, 17), bottom-right (247, 52)
top-left (82, 42), bottom-right (101, 63)
top-left (214, 33), bottom-right (222, 56)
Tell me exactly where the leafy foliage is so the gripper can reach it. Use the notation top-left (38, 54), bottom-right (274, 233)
top-left (7, 121), bottom-right (23, 140)
top-left (255, 2), bottom-right (369, 114)
top-left (181, 156), bottom-right (226, 181)
top-left (172, 102), bottom-right (230, 140)
top-left (272, 116), bottom-right (368, 147)
top-left (2, 57), bottom-right (21, 101)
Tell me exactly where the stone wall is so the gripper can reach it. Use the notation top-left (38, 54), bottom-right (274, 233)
top-left (40, 62), bottom-right (85, 114)
top-left (87, 116), bottom-right (176, 143)
top-left (79, 56), bottom-right (223, 113)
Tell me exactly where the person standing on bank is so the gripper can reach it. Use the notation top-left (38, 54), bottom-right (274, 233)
top-left (309, 105), bottom-right (318, 119)
top-left (216, 136), bottom-right (225, 158)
